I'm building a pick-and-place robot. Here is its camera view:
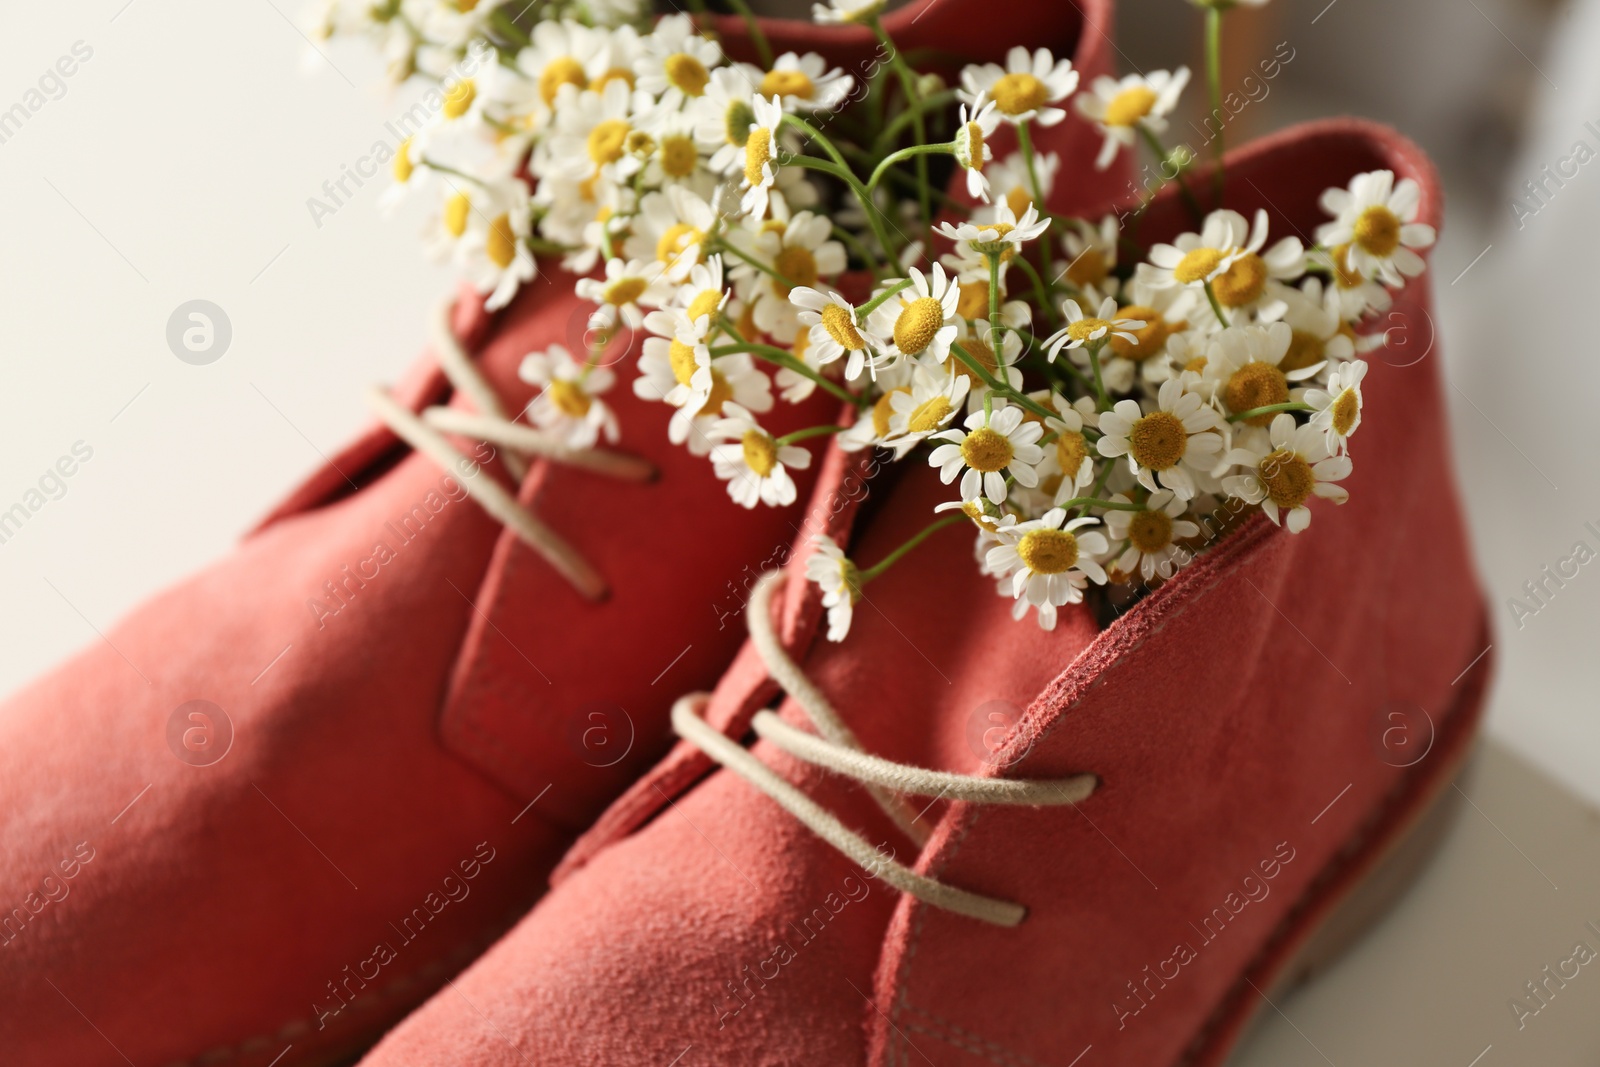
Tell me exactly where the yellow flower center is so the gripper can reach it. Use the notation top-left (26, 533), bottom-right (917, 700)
top-left (744, 127), bottom-right (773, 188)
top-left (393, 139), bottom-right (414, 183)
top-left (665, 53), bottom-right (710, 96)
top-left (1259, 448), bottom-right (1315, 510)
top-left (1282, 330), bottom-right (1326, 373)
top-left (742, 429), bottom-right (779, 476)
top-left (1330, 244), bottom-right (1364, 289)
top-left (1067, 317), bottom-right (1112, 342)
top-left (668, 339), bottom-right (700, 385)
top-left (961, 121), bottom-right (986, 169)
top-left (687, 288), bottom-right (723, 323)
top-left (821, 303), bottom-right (865, 350)
top-left (1173, 247), bottom-right (1225, 285)
top-left (1353, 205), bottom-right (1402, 257)
top-left (961, 425), bottom-right (1013, 473)
top-left (1107, 305), bottom-right (1178, 362)
top-left (724, 100), bottom-right (755, 148)
top-left (1127, 508), bottom-right (1174, 553)
top-left (1129, 410), bottom-right (1188, 471)
top-left (1104, 85), bottom-right (1159, 127)
top-left (659, 134), bottom-right (699, 178)
top-left (592, 66), bottom-right (635, 93)
top-left (893, 297), bottom-right (945, 355)
top-left (1056, 430), bottom-right (1088, 477)
top-left (603, 276), bottom-right (648, 308)
top-left (1212, 252), bottom-right (1268, 307)
top-left (626, 131), bottom-right (657, 157)
top-left (991, 72), bottom-right (1049, 116)
top-left (1065, 246), bottom-right (1108, 289)
top-left (655, 223), bottom-right (704, 265)
top-left (761, 69), bottom-right (815, 100)
top-left (442, 78), bottom-right (476, 119)
top-left (872, 388), bottom-right (909, 436)
top-left (1223, 363), bottom-right (1288, 425)
top-left (486, 213), bottom-right (517, 269)
top-left (1017, 528), bottom-right (1079, 574)
top-left (773, 246), bottom-right (819, 298)
top-left (539, 57), bottom-right (588, 106)
top-left (907, 397), bottom-right (955, 435)
top-left (1006, 185), bottom-right (1034, 220)
top-left (588, 118), bottom-right (631, 166)
top-left (547, 379), bottom-right (591, 417)
top-left (1331, 388), bottom-right (1361, 436)
top-left (957, 281), bottom-right (992, 320)
top-left (702, 370), bottom-right (735, 418)
top-left (444, 192), bottom-right (471, 238)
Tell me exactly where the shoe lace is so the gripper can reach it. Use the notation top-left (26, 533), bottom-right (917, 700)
top-left (672, 572), bottom-right (1098, 926)
top-left (367, 301), bottom-right (654, 601)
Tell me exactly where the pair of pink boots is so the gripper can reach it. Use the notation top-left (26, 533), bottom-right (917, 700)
top-left (0, 2), bottom-right (1488, 1064)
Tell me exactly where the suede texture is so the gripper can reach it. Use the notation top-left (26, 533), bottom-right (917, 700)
top-left (0, 179), bottom-right (831, 1067)
top-left (356, 119), bottom-right (1490, 1067)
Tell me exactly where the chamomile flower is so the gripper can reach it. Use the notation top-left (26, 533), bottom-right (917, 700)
top-left (516, 19), bottom-right (608, 122)
top-left (740, 95), bottom-right (786, 219)
top-left (986, 150), bottom-right (1059, 220)
top-left (1044, 394), bottom-right (1099, 503)
top-left (546, 77), bottom-right (647, 182)
top-left (625, 185), bottom-right (721, 281)
top-left (959, 47), bottom-right (1079, 127)
top-left (1138, 209), bottom-right (1303, 328)
top-left (953, 94), bottom-right (1001, 202)
top-left (676, 350), bottom-right (774, 455)
top-left (985, 508), bottom-right (1109, 630)
top-left (1103, 490), bottom-right (1200, 582)
top-left (1303, 360), bottom-right (1367, 453)
top-left (576, 256), bottom-right (672, 329)
top-left (929, 401), bottom-right (1046, 505)
top-left (636, 308), bottom-right (713, 408)
top-left (1315, 169), bottom-right (1436, 288)
top-left (1044, 296), bottom-right (1145, 360)
top-left (634, 13), bottom-right (721, 105)
top-left (1076, 68), bottom-right (1191, 170)
top-left (791, 287), bottom-right (873, 378)
top-left (756, 52), bottom-right (855, 112)
top-left (708, 404), bottom-right (812, 509)
top-left (691, 65), bottom-right (763, 176)
top-left (519, 345), bottom-right (619, 448)
top-left (812, 0), bottom-right (889, 25)
top-left (734, 211), bottom-right (847, 338)
top-left (868, 264), bottom-right (962, 364)
top-left (1057, 214), bottom-right (1122, 295)
top-left (946, 321), bottom-right (1024, 411)
top-left (457, 179), bottom-right (536, 311)
top-left (936, 201), bottom-right (1050, 260)
top-left (883, 364), bottom-right (972, 455)
top-left (1096, 378), bottom-right (1224, 499)
top-left (1279, 278), bottom-right (1357, 372)
top-left (1219, 413), bottom-right (1351, 533)
top-left (670, 255), bottom-right (733, 330)
top-left (806, 533), bottom-right (862, 642)
top-left (1202, 322), bottom-right (1323, 424)
top-left (1096, 284), bottom-right (1196, 390)
top-left (1310, 243), bottom-right (1393, 321)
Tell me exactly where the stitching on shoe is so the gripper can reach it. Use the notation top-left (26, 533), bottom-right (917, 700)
top-left (901, 1004), bottom-right (1055, 1067)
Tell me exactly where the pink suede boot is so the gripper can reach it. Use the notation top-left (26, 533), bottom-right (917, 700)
top-left (354, 118), bottom-right (1489, 1067)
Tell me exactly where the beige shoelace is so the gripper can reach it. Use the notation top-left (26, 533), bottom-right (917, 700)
top-left (368, 301), bottom-right (654, 600)
top-left (673, 572), bottom-right (1098, 926)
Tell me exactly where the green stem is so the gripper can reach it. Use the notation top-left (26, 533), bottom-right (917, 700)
top-left (780, 134), bottom-right (902, 260)
top-left (1227, 401), bottom-right (1313, 423)
top-left (489, 8), bottom-right (530, 49)
top-left (1084, 339), bottom-right (1112, 411)
top-left (948, 342), bottom-right (1056, 422)
top-left (856, 278), bottom-right (915, 319)
top-left (1203, 280), bottom-right (1230, 328)
top-left (710, 342), bottom-right (860, 406)
top-left (987, 254), bottom-right (1003, 358)
top-left (1138, 124), bottom-right (1204, 225)
top-left (1056, 496), bottom-right (1143, 512)
top-left (712, 238), bottom-right (790, 286)
top-left (872, 89), bottom-right (960, 154)
top-left (867, 143), bottom-right (954, 198)
top-left (1205, 4), bottom-right (1225, 204)
top-left (722, 0), bottom-right (774, 69)
top-left (871, 17), bottom-right (933, 246)
top-left (1013, 255), bottom-right (1057, 329)
top-left (859, 515), bottom-right (967, 583)
top-left (1016, 121), bottom-right (1054, 270)
top-left (777, 424), bottom-right (846, 446)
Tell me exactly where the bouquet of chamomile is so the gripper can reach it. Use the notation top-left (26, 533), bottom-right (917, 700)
top-left (312, 0), bottom-right (1433, 639)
